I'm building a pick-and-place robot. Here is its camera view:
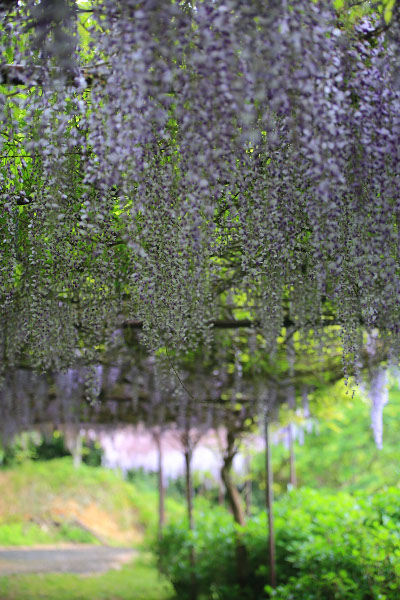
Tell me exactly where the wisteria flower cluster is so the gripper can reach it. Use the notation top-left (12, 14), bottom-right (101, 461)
top-left (0, 0), bottom-right (399, 375)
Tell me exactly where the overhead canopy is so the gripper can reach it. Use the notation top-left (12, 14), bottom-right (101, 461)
top-left (1, 0), bottom-right (400, 372)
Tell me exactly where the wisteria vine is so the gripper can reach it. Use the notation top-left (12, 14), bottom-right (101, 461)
top-left (0, 0), bottom-right (399, 377)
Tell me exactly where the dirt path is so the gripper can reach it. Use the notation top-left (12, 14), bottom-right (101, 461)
top-left (0, 545), bottom-right (137, 576)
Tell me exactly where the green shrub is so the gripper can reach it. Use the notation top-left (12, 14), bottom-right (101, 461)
top-left (1, 431), bottom-right (104, 468)
top-left (266, 489), bottom-right (400, 599)
top-left (156, 506), bottom-right (245, 600)
top-left (155, 488), bottom-right (400, 600)
top-left (81, 439), bottom-right (103, 467)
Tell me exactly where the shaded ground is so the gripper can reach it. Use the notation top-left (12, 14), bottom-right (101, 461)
top-left (0, 545), bottom-right (136, 576)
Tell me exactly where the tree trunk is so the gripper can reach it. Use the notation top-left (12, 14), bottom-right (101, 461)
top-left (218, 482), bottom-right (225, 506)
top-left (265, 418), bottom-right (276, 588)
top-left (184, 448), bottom-right (197, 600)
top-left (221, 429), bottom-right (248, 588)
top-left (221, 453), bottom-right (246, 527)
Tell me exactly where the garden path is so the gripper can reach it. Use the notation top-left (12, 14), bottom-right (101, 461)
top-left (0, 545), bottom-right (136, 575)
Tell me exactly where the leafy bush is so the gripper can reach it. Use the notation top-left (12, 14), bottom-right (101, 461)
top-left (34, 432), bottom-right (71, 461)
top-left (0, 431), bottom-right (70, 467)
top-left (156, 505), bottom-right (245, 600)
top-left (156, 488), bottom-right (400, 600)
top-left (267, 489), bottom-right (400, 600)
top-left (81, 439), bottom-right (103, 467)
top-left (1, 431), bottom-right (103, 468)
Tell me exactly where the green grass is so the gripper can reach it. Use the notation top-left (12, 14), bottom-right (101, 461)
top-left (0, 522), bottom-right (96, 546)
top-left (0, 556), bottom-right (175, 600)
top-left (0, 460), bottom-right (185, 598)
top-left (0, 457), bottom-right (184, 546)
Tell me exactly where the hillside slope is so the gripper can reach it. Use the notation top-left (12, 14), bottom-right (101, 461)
top-left (0, 458), bottom-right (163, 546)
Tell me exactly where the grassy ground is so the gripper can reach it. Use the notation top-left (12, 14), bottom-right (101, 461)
top-left (0, 458), bottom-right (182, 598)
top-left (0, 522), bottom-right (96, 546)
top-left (0, 555), bottom-right (175, 600)
top-left (0, 457), bottom-right (183, 546)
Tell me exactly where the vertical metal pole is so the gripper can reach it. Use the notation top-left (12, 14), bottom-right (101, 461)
top-left (287, 334), bottom-right (297, 489)
top-left (184, 449), bottom-right (195, 533)
top-left (265, 416), bottom-right (276, 588)
top-left (184, 447), bottom-right (197, 600)
top-left (155, 432), bottom-right (165, 541)
top-left (288, 424), bottom-right (297, 488)
top-left (245, 453), bottom-right (252, 517)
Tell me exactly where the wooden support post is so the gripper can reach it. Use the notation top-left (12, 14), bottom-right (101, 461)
top-left (73, 431), bottom-right (83, 469)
